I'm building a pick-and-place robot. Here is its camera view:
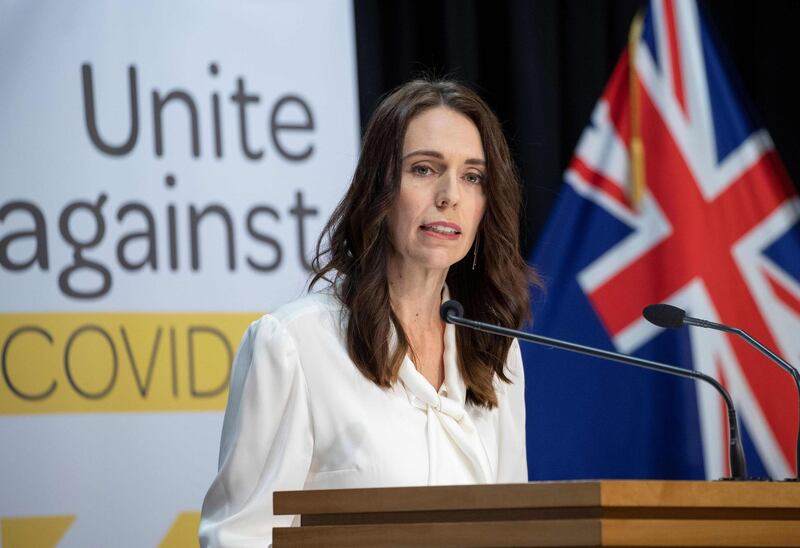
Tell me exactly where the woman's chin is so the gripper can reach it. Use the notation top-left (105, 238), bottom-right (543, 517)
top-left (411, 252), bottom-right (467, 272)
top-left (389, 246), bottom-right (468, 274)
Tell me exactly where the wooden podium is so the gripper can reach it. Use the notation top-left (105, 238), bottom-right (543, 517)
top-left (273, 480), bottom-right (800, 547)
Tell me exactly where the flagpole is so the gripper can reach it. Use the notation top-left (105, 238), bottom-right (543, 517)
top-left (628, 10), bottom-right (646, 207)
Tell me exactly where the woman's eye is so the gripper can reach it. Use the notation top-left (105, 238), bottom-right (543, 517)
top-left (412, 165), bottom-right (433, 176)
top-left (465, 172), bottom-right (484, 185)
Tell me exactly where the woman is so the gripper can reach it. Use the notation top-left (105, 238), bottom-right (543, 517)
top-left (199, 79), bottom-right (535, 547)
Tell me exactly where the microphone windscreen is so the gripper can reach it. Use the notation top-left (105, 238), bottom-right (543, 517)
top-left (440, 300), bottom-right (464, 323)
top-left (643, 303), bottom-right (686, 328)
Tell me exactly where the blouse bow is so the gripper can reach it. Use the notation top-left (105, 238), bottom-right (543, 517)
top-left (395, 288), bottom-right (493, 484)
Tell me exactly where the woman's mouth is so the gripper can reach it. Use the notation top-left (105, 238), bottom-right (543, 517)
top-left (419, 222), bottom-right (462, 239)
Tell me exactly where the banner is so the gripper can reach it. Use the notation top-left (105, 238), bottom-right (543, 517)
top-left (524, 0), bottom-right (799, 481)
top-left (0, 1), bottom-right (359, 545)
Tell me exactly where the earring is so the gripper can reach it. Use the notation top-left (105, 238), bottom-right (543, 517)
top-left (472, 232), bottom-right (479, 271)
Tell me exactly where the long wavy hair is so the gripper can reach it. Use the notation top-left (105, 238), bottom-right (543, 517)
top-left (311, 78), bottom-right (537, 408)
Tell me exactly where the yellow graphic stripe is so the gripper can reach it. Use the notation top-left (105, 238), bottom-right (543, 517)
top-left (1, 515), bottom-right (75, 547)
top-left (159, 512), bottom-right (201, 548)
top-left (0, 313), bottom-right (259, 415)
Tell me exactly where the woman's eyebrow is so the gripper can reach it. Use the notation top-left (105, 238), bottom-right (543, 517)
top-left (402, 149), bottom-right (444, 161)
top-left (402, 149), bottom-right (485, 165)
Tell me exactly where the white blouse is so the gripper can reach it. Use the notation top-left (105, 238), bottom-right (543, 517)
top-left (199, 289), bottom-right (527, 547)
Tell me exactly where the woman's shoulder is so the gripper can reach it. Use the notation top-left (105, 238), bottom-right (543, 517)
top-left (249, 289), bottom-right (345, 339)
top-left (230, 290), bottom-right (345, 382)
top-left (235, 289), bottom-right (350, 386)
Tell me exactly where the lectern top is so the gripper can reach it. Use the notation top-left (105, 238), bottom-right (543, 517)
top-left (274, 480), bottom-right (800, 516)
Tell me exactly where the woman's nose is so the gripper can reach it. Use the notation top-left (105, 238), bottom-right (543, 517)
top-left (435, 169), bottom-right (460, 209)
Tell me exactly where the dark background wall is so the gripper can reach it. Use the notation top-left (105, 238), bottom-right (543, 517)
top-left (353, 0), bottom-right (800, 256)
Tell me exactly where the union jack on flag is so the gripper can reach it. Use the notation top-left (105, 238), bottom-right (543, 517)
top-left (524, 0), bottom-right (800, 480)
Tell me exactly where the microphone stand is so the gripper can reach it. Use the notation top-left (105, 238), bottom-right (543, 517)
top-left (441, 301), bottom-right (748, 480)
top-left (682, 313), bottom-right (800, 481)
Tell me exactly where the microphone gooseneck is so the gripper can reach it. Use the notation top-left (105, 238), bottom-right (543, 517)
top-left (441, 299), bottom-right (748, 480)
top-left (644, 302), bottom-right (800, 481)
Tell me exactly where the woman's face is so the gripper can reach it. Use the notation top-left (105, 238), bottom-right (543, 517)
top-left (387, 106), bottom-right (487, 274)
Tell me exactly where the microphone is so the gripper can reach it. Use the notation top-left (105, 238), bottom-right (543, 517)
top-left (643, 303), bottom-right (685, 328)
top-left (644, 302), bottom-right (800, 481)
top-left (440, 300), bottom-right (464, 323)
top-left (441, 300), bottom-right (748, 480)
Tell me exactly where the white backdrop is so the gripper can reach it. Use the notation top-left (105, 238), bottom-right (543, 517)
top-left (0, 1), bottom-right (359, 545)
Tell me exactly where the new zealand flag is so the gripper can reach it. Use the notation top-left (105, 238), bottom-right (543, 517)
top-left (524, 0), bottom-right (800, 480)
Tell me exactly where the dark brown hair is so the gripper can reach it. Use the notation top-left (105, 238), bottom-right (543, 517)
top-left (311, 78), bottom-right (537, 408)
